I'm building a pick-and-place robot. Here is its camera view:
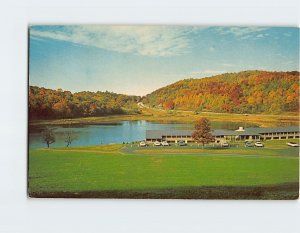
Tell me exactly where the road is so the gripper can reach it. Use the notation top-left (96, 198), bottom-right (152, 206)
top-left (137, 102), bottom-right (297, 118)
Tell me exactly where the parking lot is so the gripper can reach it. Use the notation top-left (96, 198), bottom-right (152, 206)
top-left (120, 139), bottom-right (299, 157)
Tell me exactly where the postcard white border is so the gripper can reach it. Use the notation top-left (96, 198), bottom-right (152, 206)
top-left (0, 0), bottom-right (299, 233)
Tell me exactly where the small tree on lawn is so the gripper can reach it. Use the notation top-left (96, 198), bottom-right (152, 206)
top-left (42, 128), bottom-right (55, 148)
top-left (192, 118), bottom-right (214, 148)
top-left (65, 130), bottom-right (78, 147)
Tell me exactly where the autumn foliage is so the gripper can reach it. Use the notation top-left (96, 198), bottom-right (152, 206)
top-left (163, 100), bottom-right (175, 110)
top-left (29, 86), bottom-right (141, 120)
top-left (142, 70), bottom-right (299, 114)
top-left (29, 71), bottom-right (299, 120)
top-left (192, 118), bottom-right (214, 147)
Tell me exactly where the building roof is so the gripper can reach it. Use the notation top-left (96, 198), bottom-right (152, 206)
top-left (146, 129), bottom-right (240, 138)
top-left (145, 126), bottom-right (299, 139)
top-left (146, 130), bottom-right (193, 139)
top-left (245, 126), bottom-right (299, 134)
top-left (211, 129), bottom-right (239, 136)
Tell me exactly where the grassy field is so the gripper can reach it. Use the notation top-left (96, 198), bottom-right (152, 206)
top-left (28, 140), bottom-right (299, 199)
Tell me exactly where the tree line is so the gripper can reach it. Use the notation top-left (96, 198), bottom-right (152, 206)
top-left (29, 86), bottom-right (141, 120)
top-left (142, 70), bottom-right (299, 114)
top-left (29, 70), bottom-right (299, 120)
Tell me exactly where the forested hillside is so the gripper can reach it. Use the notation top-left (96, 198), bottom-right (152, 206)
top-left (29, 70), bottom-right (299, 120)
top-left (142, 71), bottom-right (299, 114)
top-left (29, 86), bottom-right (141, 120)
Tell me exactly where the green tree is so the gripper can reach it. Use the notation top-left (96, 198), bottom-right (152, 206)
top-left (42, 128), bottom-right (55, 148)
top-left (192, 118), bottom-right (214, 148)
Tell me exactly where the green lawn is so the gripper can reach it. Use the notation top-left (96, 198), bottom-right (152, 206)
top-left (28, 141), bottom-right (299, 199)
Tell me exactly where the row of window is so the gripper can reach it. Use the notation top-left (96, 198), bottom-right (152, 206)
top-left (163, 135), bottom-right (190, 138)
top-left (148, 134), bottom-right (299, 141)
top-left (261, 132), bottom-right (298, 136)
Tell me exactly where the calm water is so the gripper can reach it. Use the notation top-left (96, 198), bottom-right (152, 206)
top-left (29, 120), bottom-right (257, 148)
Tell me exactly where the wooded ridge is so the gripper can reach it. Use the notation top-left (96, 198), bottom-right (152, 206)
top-left (29, 86), bottom-right (141, 120)
top-left (29, 70), bottom-right (299, 119)
top-left (142, 70), bottom-right (299, 114)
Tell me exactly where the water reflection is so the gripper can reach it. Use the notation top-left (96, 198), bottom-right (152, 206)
top-left (29, 120), bottom-right (257, 148)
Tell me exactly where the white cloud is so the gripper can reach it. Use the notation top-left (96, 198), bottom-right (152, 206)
top-left (30, 25), bottom-right (200, 57)
top-left (30, 35), bottom-right (48, 42)
top-left (214, 27), bottom-right (269, 40)
top-left (161, 70), bottom-right (228, 80)
top-left (190, 70), bottom-right (227, 76)
top-left (221, 63), bottom-right (235, 67)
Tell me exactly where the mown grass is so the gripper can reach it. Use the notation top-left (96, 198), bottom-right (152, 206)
top-left (130, 148), bottom-right (296, 157)
top-left (39, 144), bottom-right (125, 154)
top-left (28, 142), bottom-right (299, 199)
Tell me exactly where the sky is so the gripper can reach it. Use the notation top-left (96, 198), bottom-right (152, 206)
top-left (29, 25), bottom-right (299, 96)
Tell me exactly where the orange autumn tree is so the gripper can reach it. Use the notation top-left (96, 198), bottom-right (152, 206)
top-left (192, 118), bottom-right (214, 148)
top-left (163, 100), bottom-right (175, 110)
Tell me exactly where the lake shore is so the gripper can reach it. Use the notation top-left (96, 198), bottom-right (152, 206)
top-left (29, 110), bottom-right (299, 128)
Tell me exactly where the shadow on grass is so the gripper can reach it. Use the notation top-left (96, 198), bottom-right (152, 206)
top-left (29, 182), bottom-right (299, 200)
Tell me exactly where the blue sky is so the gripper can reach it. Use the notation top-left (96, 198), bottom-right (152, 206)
top-left (29, 26), bottom-right (299, 96)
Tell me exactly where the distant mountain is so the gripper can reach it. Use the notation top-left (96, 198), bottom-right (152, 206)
top-left (142, 70), bottom-right (299, 114)
top-left (29, 86), bottom-right (141, 120)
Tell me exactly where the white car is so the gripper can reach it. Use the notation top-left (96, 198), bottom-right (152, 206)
top-left (221, 142), bottom-right (229, 147)
top-left (139, 141), bottom-right (147, 147)
top-left (287, 142), bottom-right (299, 147)
top-left (255, 141), bottom-right (264, 147)
top-left (161, 141), bottom-right (169, 146)
top-left (177, 140), bottom-right (187, 146)
top-left (154, 141), bottom-right (161, 146)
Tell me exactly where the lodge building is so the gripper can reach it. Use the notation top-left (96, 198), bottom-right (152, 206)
top-left (145, 126), bottom-right (299, 143)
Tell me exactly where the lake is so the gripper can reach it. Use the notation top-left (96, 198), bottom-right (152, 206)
top-left (29, 120), bottom-right (257, 148)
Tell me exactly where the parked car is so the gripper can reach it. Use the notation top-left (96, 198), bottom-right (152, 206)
top-left (139, 141), bottom-right (147, 147)
top-left (177, 140), bottom-right (187, 146)
top-left (161, 141), bottom-right (170, 146)
top-left (244, 141), bottom-right (254, 147)
top-left (287, 142), bottom-right (299, 147)
top-left (254, 141), bottom-right (264, 147)
top-left (221, 142), bottom-right (229, 147)
top-left (154, 141), bottom-right (161, 146)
